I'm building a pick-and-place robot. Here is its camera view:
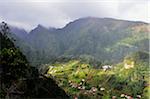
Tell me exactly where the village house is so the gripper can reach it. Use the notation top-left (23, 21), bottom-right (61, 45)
top-left (102, 65), bottom-right (112, 71)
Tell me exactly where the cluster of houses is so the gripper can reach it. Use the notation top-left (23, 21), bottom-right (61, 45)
top-left (111, 94), bottom-right (141, 99)
top-left (68, 79), bottom-right (106, 95)
top-left (120, 94), bottom-right (141, 99)
top-left (111, 93), bottom-right (141, 99)
top-left (69, 79), bottom-right (142, 99)
top-left (69, 79), bottom-right (85, 90)
top-left (83, 87), bottom-right (98, 95)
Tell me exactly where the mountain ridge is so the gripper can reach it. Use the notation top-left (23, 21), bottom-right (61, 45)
top-left (8, 17), bottom-right (149, 66)
top-left (10, 17), bottom-right (149, 35)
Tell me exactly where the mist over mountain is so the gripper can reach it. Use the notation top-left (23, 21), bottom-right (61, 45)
top-left (9, 26), bottom-right (28, 40)
top-left (9, 17), bottom-right (149, 66)
top-left (0, 22), bottom-right (69, 98)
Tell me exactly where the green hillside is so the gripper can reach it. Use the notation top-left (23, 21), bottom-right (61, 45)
top-left (5, 18), bottom-right (149, 98)
top-left (0, 22), bottom-right (69, 98)
top-left (45, 56), bottom-right (149, 99)
top-left (10, 17), bottom-right (150, 66)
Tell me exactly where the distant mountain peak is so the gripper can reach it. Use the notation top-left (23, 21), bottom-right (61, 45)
top-left (37, 24), bottom-right (47, 29)
top-left (29, 24), bottom-right (56, 35)
top-left (9, 25), bottom-right (28, 39)
top-left (29, 24), bottom-right (47, 33)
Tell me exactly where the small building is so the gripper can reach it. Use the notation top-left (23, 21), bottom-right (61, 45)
top-left (102, 65), bottom-right (112, 71)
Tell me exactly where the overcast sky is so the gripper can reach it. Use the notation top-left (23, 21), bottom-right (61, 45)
top-left (0, 0), bottom-right (149, 31)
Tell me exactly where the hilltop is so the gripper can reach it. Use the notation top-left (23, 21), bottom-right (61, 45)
top-left (9, 17), bottom-right (149, 66)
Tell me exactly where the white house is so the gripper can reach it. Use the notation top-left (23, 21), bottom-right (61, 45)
top-left (102, 65), bottom-right (112, 71)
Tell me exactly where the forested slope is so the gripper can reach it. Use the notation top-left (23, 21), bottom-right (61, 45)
top-left (0, 22), bottom-right (69, 98)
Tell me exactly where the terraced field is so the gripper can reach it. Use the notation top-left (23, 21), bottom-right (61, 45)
top-left (46, 60), bottom-right (149, 99)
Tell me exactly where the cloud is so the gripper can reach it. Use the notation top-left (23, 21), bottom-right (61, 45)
top-left (117, 0), bottom-right (149, 22)
top-left (0, 0), bottom-right (149, 31)
top-left (0, 2), bottom-right (71, 31)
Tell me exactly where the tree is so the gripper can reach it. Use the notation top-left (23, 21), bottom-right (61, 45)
top-left (0, 22), bottom-right (69, 98)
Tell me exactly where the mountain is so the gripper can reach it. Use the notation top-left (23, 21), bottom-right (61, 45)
top-left (9, 17), bottom-right (149, 66)
top-left (9, 26), bottom-right (28, 40)
top-left (59, 18), bottom-right (148, 57)
top-left (26, 24), bottom-right (61, 65)
top-left (0, 22), bottom-right (69, 98)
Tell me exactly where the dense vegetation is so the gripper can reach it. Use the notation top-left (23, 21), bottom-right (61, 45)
top-left (45, 54), bottom-right (149, 99)
top-left (10, 17), bottom-right (149, 66)
top-left (1, 17), bottom-right (149, 99)
top-left (0, 22), bottom-right (68, 98)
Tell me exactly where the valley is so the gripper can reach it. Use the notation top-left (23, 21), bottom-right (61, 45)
top-left (1, 17), bottom-right (149, 99)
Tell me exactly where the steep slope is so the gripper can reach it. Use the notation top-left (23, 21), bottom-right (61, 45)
top-left (45, 56), bottom-right (149, 98)
top-left (9, 26), bottom-right (28, 40)
top-left (10, 17), bottom-right (149, 66)
top-left (27, 25), bottom-right (61, 65)
top-left (0, 22), bottom-right (69, 98)
top-left (57, 17), bottom-right (149, 63)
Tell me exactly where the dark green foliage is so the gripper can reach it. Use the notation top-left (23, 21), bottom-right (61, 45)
top-left (21, 75), bottom-right (69, 98)
top-left (0, 22), bottom-right (29, 82)
top-left (0, 22), bottom-right (69, 98)
top-left (132, 51), bottom-right (149, 62)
